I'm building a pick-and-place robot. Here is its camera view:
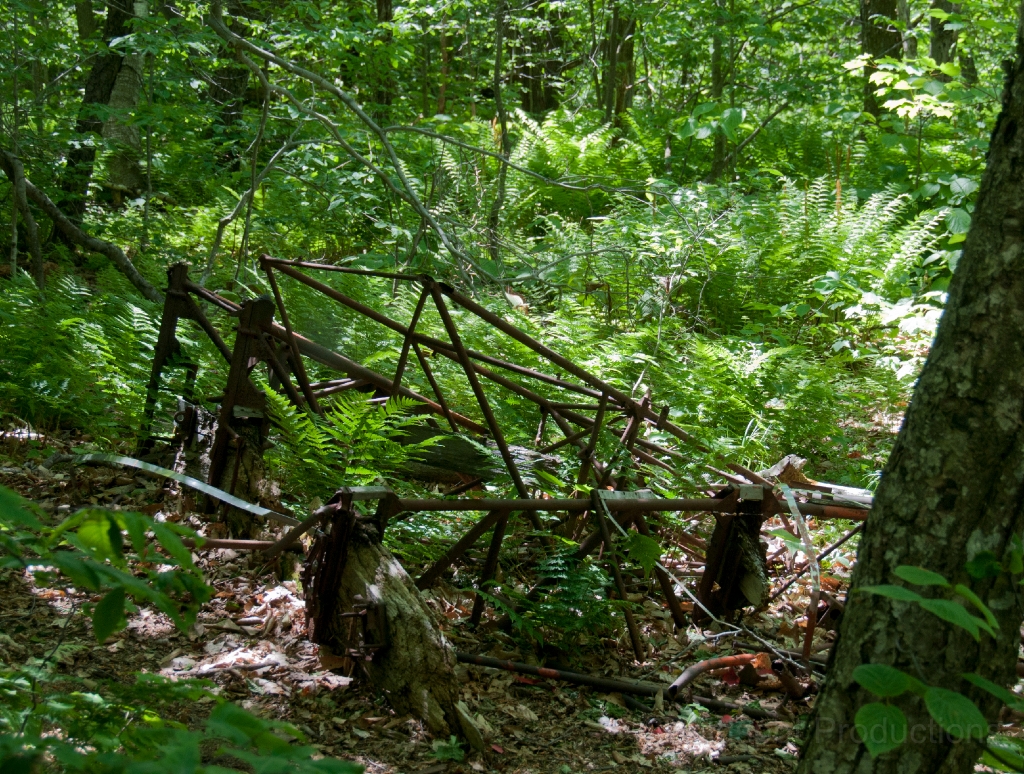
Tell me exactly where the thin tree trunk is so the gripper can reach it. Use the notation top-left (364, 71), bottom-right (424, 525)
top-left (709, 0), bottom-right (727, 179)
top-left (931, 0), bottom-right (960, 82)
top-left (897, 0), bottom-right (918, 58)
top-left (373, 0), bottom-right (394, 123)
top-left (75, 0), bottom-right (97, 39)
top-left (437, 15), bottom-right (449, 114)
top-left (486, 0), bottom-right (510, 265)
top-left (603, 2), bottom-right (619, 123)
top-left (797, 6), bottom-right (1024, 771)
top-left (861, 0), bottom-right (902, 116)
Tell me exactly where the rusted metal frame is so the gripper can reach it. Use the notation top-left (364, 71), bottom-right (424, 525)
top-left (391, 286), bottom-right (430, 395)
top-left (262, 261), bottom-right (321, 414)
top-left (182, 294), bottom-right (234, 364)
top-left (546, 407), bottom-right (608, 484)
top-left (415, 508), bottom-right (508, 590)
top-left (261, 323), bottom-right (486, 434)
top-left (591, 490), bottom-right (645, 661)
top-left (208, 298), bottom-right (276, 496)
top-left (727, 462), bottom-right (774, 488)
top-left (184, 280), bottom-right (243, 314)
top-left (577, 394), bottom-right (608, 486)
top-left (428, 284), bottom-right (543, 530)
top-left (548, 407), bottom-right (682, 462)
top-left (608, 396), bottom-right (649, 487)
top-left (272, 263), bottom-right (603, 401)
top-left (395, 496), bottom-right (740, 513)
top-left (551, 403), bottom-right (605, 411)
top-left (264, 501), bottom-right (341, 558)
top-left (539, 426), bottom-right (589, 453)
top-left (261, 255), bottom-right (422, 281)
top-left (470, 510), bottom-right (512, 625)
top-left (178, 274), bottom-right (473, 430)
top-left (310, 377), bottom-right (352, 390)
top-left (533, 408), bottom-right (548, 447)
top-left (770, 523), bottom-right (864, 600)
top-left (314, 379), bottom-right (369, 399)
top-left (257, 335), bottom-right (307, 409)
top-left (139, 264), bottom-right (194, 453)
top-left (183, 537), bottom-right (276, 550)
top-left (573, 511), bottom-right (637, 560)
top-left (412, 343), bottom-right (459, 432)
top-left (440, 283), bottom-right (703, 449)
top-left (443, 477), bottom-right (484, 496)
top-left (633, 511), bottom-right (688, 628)
top-left (634, 448), bottom-right (676, 473)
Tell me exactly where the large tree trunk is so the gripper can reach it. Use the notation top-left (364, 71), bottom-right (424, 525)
top-left (601, 3), bottom-right (634, 125)
top-left (306, 508), bottom-right (482, 746)
top-left (861, 0), bottom-right (902, 116)
top-left (59, 0), bottom-right (134, 224)
top-left (797, 6), bottom-right (1024, 772)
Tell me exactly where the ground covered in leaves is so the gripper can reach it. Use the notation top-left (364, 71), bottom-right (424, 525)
top-left (0, 432), bottom-right (866, 774)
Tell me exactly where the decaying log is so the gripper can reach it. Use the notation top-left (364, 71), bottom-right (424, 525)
top-left (304, 508), bottom-right (482, 746)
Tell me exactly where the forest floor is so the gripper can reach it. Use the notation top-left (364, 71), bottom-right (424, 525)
top-left (0, 435), bottom-right (855, 774)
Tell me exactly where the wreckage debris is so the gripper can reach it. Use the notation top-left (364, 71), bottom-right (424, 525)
top-left (132, 258), bottom-right (871, 742)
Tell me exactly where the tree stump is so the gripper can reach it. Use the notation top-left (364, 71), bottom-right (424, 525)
top-left (304, 507), bottom-right (481, 746)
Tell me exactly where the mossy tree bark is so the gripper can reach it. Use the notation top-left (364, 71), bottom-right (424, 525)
top-left (797, 6), bottom-right (1024, 772)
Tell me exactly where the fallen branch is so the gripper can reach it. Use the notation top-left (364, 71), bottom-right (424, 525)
top-left (1, 149), bottom-right (43, 287)
top-left (0, 147), bottom-right (161, 302)
top-left (666, 653), bottom-right (762, 698)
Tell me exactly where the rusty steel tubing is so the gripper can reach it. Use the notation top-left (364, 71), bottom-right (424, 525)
top-left (183, 537), bottom-right (277, 551)
top-left (394, 497), bottom-right (742, 513)
top-left (415, 509), bottom-right (508, 590)
top-left (261, 256), bottom-right (421, 281)
top-left (667, 654), bottom-right (762, 699)
top-left (439, 284), bottom-right (701, 448)
top-left (456, 653), bottom-right (666, 696)
top-left (454, 653), bottom-right (778, 719)
top-left (271, 263), bottom-right (604, 401)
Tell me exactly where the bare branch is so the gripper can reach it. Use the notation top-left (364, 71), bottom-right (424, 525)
top-left (0, 147), bottom-right (162, 302)
top-left (206, 0), bottom-right (494, 283)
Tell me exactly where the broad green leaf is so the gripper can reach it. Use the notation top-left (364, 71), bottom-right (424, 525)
top-left (985, 736), bottom-right (1024, 771)
top-left (76, 512), bottom-right (124, 563)
top-left (855, 702), bottom-right (907, 757)
top-left (953, 585), bottom-right (999, 631)
top-left (151, 523), bottom-right (195, 569)
top-left (0, 485), bottom-right (42, 529)
top-left (860, 584), bottom-right (925, 602)
top-left (962, 673), bottom-right (1024, 712)
top-left (720, 108), bottom-right (746, 141)
top-left (92, 588), bottom-right (126, 643)
top-left (924, 687), bottom-right (988, 739)
top-left (949, 176), bottom-right (976, 197)
top-left (893, 566), bottom-right (949, 587)
top-left (852, 664), bottom-right (924, 697)
top-left (946, 208), bottom-right (971, 234)
top-left (918, 598), bottom-right (989, 640)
